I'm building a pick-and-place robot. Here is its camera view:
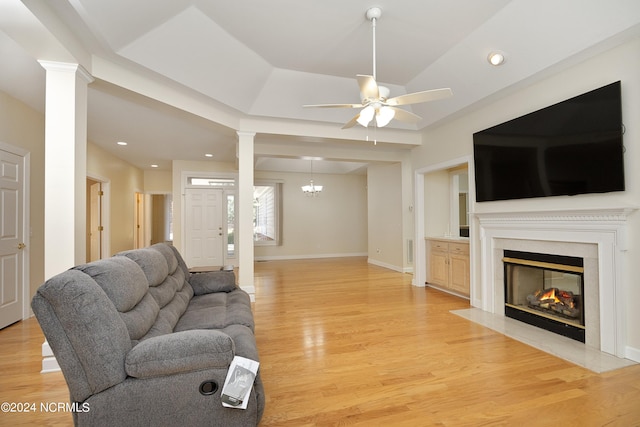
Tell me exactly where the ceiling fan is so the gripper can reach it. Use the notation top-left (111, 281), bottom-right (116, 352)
top-left (304, 7), bottom-right (453, 129)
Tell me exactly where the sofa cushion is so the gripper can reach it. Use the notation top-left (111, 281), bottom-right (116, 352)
top-left (148, 242), bottom-right (180, 276)
top-left (73, 257), bottom-right (161, 344)
top-left (174, 289), bottom-right (254, 332)
top-left (118, 248), bottom-right (169, 287)
top-left (218, 324), bottom-right (260, 362)
top-left (117, 247), bottom-right (194, 341)
top-left (189, 270), bottom-right (237, 295)
top-left (73, 257), bottom-right (147, 312)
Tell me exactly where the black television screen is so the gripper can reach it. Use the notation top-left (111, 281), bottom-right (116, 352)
top-left (473, 81), bottom-right (625, 202)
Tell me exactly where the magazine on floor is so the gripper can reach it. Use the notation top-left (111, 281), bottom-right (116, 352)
top-left (221, 356), bottom-right (259, 409)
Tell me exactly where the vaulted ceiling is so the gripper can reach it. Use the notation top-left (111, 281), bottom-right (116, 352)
top-left (1, 0), bottom-right (639, 172)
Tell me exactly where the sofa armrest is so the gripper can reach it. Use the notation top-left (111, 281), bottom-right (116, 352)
top-left (125, 330), bottom-right (235, 379)
top-left (189, 270), bottom-right (236, 295)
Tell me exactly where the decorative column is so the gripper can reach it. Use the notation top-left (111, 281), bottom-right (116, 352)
top-left (39, 61), bottom-right (93, 278)
top-left (237, 131), bottom-right (256, 300)
top-left (38, 61), bottom-right (93, 373)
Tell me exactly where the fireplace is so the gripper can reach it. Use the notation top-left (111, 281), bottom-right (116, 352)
top-left (503, 250), bottom-right (585, 343)
top-left (476, 208), bottom-right (634, 358)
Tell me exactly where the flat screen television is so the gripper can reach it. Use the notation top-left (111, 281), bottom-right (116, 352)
top-left (473, 81), bottom-right (625, 202)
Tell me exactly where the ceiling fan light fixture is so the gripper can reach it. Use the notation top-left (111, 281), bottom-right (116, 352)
top-left (357, 105), bottom-right (375, 127)
top-left (488, 51), bottom-right (506, 66)
top-left (375, 106), bottom-right (395, 127)
top-left (303, 7), bottom-right (452, 130)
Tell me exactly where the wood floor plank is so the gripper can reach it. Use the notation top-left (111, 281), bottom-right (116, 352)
top-left (1, 257), bottom-right (639, 425)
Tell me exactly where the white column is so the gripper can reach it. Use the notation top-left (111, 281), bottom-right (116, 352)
top-left (40, 61), bottom-right (93, 279)
top-left (237, 131), bottom-right (255, 300)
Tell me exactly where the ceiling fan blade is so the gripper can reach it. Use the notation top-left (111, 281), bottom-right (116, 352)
top-left (303, 103), bottom-right (363, 109)
top-left (387, 87), bottom-right (453, 106)
top-left (356, 75), bottom-right (379, 102)
top-left (342, 113), bottom-right (361, 129)
top-left (388, 107), bottom-right (422, 124)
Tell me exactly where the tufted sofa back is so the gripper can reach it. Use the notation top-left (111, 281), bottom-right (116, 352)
top-left (115, 244), bottom-right (194, 344)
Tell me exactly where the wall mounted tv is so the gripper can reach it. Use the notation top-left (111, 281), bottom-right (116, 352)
top-left (473, 81), bottom-right (624, 202)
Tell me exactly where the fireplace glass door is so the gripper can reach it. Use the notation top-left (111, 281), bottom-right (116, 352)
top-left (503, 250), bottom-right (585, 342)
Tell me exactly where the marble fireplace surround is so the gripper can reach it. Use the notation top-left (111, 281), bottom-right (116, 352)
top-left (476, 207), bottom-right (634, 358)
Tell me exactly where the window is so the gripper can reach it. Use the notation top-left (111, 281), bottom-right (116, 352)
top-left (253, 183), bottom-right (281, 245)
top-left (188, 177), bottom-right (235, 187)
top-left (227, 193), bottom-right (235, 257)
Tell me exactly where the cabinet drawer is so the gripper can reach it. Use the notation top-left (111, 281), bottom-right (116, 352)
top-left (449, 242), bottom-right (469, 255)
top-left (429, 241), bottom-right (449, 252)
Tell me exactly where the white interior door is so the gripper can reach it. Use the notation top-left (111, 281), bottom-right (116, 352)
top-left (185, 188), bottom-right (224, 267)
top-left (0, 147), bottom-right (25, 329)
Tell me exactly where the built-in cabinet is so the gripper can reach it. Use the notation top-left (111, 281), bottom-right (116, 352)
top-left (426, 237), bottom-right (470, 297)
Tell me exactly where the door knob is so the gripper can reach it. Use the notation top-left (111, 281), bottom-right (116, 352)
top-left (17, 243), bottom-right (26, 250)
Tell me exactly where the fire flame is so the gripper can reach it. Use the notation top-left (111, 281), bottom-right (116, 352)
top-left (538, 288), bottom-right (560, 303)
top-left (535, 288), bottom-right (575, 308)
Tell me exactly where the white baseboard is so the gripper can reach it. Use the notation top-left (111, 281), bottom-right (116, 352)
top-left (42, 340), bottom-right (53, 357)
top-left (255, 252), bottom-right (367, 261)
top-left (626, 345), bottom-right (640, 363)
top-left (41, 340), bottom-right (60, 373)
top-left (41, 356), bottom-right (60, 373)
top-left (367, 258), bottom-right (403, 273)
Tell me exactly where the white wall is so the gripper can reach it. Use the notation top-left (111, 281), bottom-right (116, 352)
top-left (412, 37), bottom-right (640, 355)
top-left (367, 163), bottom-right (404, 271)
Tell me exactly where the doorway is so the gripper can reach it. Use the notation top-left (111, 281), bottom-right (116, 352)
top-left (134, 192), bottom-right (145, 249)
top-left (87, 178), bottom-right (102, 261)
top-left (414, 156), bottom-right (474, 294)
top-left (150, 194), bottom-right (173, 245)
top-left (0, 143), bottom-right (28, 329)
top-left (86, 175), bottom-right (110, 261)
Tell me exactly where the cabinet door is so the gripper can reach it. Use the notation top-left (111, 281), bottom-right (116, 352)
top-left (429, 251), bottom-right (449, 286)
top-left (449, 253), bottom-right (470, 295)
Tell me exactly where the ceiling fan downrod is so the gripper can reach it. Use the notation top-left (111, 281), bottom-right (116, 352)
top-left (366, 7), bottom-right (382, 81)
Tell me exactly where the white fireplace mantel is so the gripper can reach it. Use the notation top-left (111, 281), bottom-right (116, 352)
top-left (476, 207), bottom-right (637, 358)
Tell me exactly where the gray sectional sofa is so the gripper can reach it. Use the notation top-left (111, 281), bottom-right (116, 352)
top-left (31, 243), bottom-right (264, 426)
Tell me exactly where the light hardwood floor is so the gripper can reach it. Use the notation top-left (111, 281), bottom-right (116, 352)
top-left (1, 257), bottom-right (639, 426)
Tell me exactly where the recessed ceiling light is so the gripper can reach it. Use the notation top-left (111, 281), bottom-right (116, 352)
top-left (205, 153), bottom-right (213, 158)
top-left (150, 164), bottom-right (158, 168)
top-left (117, 141), bottom-right (128, 146)
top-left (488, 51), bottom-right (506, 66)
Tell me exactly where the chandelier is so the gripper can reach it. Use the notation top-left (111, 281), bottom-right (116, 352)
top-left (301, 160), bottom-right (323, 196)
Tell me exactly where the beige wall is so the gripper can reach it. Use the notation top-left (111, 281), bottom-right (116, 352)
top-left (0, 91), bottom-right (45, 298)
top-left (412, 38), bottom-right (640, 354)
top-left (87, 142), bottom-right (144, 255)
top-left (144, 169), bottom-right (172, 193)
top-left (255, 170), bottom-right (368, 260)
top-left (367, 163), bottom-right (403, 270)
top-left (423, 169), bottom-right (450, 238)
